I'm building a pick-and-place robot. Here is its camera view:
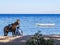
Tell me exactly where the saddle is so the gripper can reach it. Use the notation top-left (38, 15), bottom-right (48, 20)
top-left (8, 24), bottom-right (12, 28)
top-left (7, 24), bottom-right (13, 32)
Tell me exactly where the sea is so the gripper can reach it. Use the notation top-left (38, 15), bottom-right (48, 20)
top-left (0, 14), bottom-right (60, 36)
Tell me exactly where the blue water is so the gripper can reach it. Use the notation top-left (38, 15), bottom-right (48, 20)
top-left (0, 14), bottom-right (60, 36)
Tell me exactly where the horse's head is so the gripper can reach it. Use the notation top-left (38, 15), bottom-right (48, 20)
top-left (15, 19), bottom-right (20, 25)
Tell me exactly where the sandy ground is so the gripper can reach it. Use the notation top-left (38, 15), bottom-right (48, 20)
top-left (0, 36), bottom-right (22, 43)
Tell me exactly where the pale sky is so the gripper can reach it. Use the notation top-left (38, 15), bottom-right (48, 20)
top-left (0, 0), bottom-right (60, 14)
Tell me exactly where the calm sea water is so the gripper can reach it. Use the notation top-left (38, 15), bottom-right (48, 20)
top-left (0, 14), bottom-right (60, 36)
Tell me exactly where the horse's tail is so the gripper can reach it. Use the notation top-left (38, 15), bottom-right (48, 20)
top-left (4, 26), bottom-right (6, 32)
top-left (4, 26), bottom-right (6, 36)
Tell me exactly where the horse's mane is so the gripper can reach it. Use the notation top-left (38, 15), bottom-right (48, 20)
top-left (14, 21), bottom-right (19, 25)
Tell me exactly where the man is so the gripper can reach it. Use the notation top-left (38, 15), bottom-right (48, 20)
top-left (15, 26), bottom-right (23, 36)
top-left (15, 19), bottom-right (23, 36)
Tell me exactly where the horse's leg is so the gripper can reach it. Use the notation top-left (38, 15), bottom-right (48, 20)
top-left (4, 29), bottom-right (8, 36)
top-left (4, 31), bottom-right (8, 36)
top-left (12, 31), bottom-right (15, 36)
top-left (4, 31), bottom-right (6, 36)
top-left (12, 32), bottom-right (14, 36)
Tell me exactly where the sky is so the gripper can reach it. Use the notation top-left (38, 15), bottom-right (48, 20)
top-left (0, 0), bottom-right (60, 14)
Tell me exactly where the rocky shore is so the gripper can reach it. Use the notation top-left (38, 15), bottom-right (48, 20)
top-left (0, 35), bottom-right (60, 45)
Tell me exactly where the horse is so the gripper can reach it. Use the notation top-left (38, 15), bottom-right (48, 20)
top-left (4, 19), bottom-right (20, 36)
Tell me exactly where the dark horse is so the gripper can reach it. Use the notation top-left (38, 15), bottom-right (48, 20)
top-left (4, 19), bottom-right (20, 36)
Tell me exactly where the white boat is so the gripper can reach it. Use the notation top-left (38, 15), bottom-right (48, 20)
top-left (36, 23), bottom-right (55, 26)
